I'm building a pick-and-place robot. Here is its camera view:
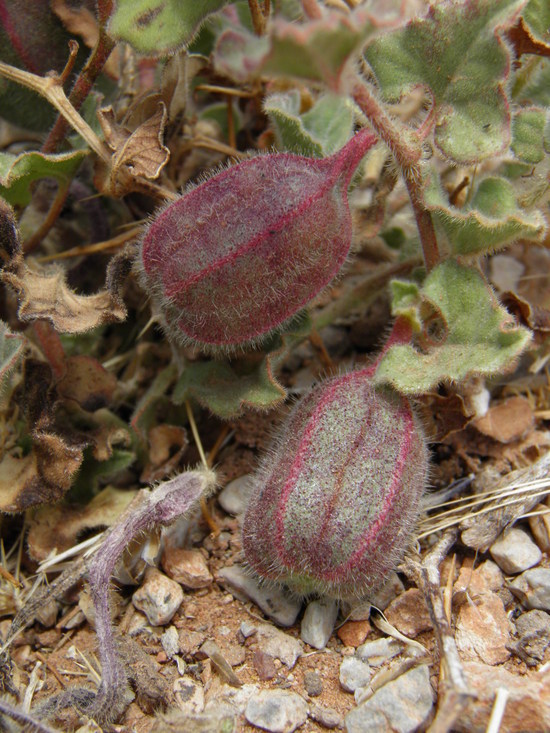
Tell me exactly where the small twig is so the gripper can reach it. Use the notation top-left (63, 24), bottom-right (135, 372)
top-left (413, 528), bottom-right (473, 733)
top-left (35, 651), bottom-right (67, 689)
top-left (449, 176), bottom-right (470, 207)
top-left (43, 0), bottom-right (116, 154)
top-left (0, 564), bottom-right (22, 588)
top-left (185, 400), bottom-right (208, 470)
top-left (0, 60), bottom-right (110, 163)
top-left (485, 687), bottom-right (509, 733)
top-left (23, 182), bottom-right (71, 254)
top-left (0, 698), bottom-right (57, 733)
top-left (37, 226), bottom-right (141, 263)
top-left (207, 424), bottom-right (232, 467)
top-left (58, 40), bottom-right (80, 87)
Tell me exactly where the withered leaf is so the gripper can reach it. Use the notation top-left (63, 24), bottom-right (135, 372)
top-left (27, 486), bottom-right (138, 562)
top-left (472, 395), bottom-right (534, 444)
top-left (97, 101), bottom-right (170, 195)
top-left (0, 360), bottom-right (86, 513)
top-left (140, 424), bottom-right (188, 484)
top-left (58, 354), bottom-right (118, 411)
top-left (0, 224), bottom-right (128, 333)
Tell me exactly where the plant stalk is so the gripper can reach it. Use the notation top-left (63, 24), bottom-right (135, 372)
top-left (0, 60), bottom-right (110, 163)
top-left (352, 79), bottom-right (440, 270)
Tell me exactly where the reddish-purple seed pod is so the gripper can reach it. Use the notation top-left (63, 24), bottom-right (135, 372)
top-left (138, 129), bottom-right (377, 352)
top-left (242, 367), bottom-right (428, 601)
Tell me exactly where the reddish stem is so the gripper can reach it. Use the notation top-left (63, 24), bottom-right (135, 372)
top-left (42, 0), bottom-right (115, 154)
top-left (352, 79), bottom-right (439, 271)
top-left (301, 0), bottom-right (323, 19)
top-left (32, 321), bottom-right (66, 380)
top-left (23, 183), bottom-right (70, 254)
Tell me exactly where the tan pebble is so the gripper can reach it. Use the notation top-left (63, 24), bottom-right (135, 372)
top-left (162, 546), bottom-right (213, 589)
top-left (336, 619), bottom-right (371, 647)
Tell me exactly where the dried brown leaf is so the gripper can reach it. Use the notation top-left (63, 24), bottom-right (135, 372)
top-left (0, 226), bottom-right (128, 332)
top-left (97, 101), bottom-right (170, 195)
top-left (472, 395), bottom-right (534, 444)
top-left (27, 486), bottom-right (138, 562)
top-left (58, 354), bottom-right (118, 411)
top-left (0, 360), bottom-right (86, 513)
top-left (140, 424), bottom-right (188, 484)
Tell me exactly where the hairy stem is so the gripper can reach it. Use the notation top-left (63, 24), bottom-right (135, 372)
top-left (248, 0), bottom-right (266, 35)
top-left (85, 470), bottom-right (214, 720)
top-left (43, 25), bottom-right (115, 154)
top-left (352, 79), bottom-right (440, 270)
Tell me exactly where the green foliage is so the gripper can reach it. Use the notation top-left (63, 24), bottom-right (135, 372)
top-left (0, 150), bottom-right (87, 206)
top-left (522, 0), bottom-right (550, 48)
top-left (423, 169), bottom-right (546, 257)
top-left (108, 0), bottom-right (231, 56)
top-left (264, 91), bottom-right (355, 157)
top-left (173, 356), bottom-right (286, 419)
top-left (373, 261), bottom-right (532, 394)
top-left (365, 0), bottom-right (524, 164)
top-left (512, 107), bottom-right (548, 163)
top-left (213, 8), bottom-right (381, 90)
top-left (0, 320), bottom-right (25, 391)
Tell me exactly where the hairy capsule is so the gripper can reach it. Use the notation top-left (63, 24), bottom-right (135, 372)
top-left (242, 368), bottom-right (428, 600)
top-left (138, 129), bottom-right (376, 352)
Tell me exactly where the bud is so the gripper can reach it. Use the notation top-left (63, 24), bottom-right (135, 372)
top-left (138, 129), bottom-right (376, 353)
top-left (242, 368), bottom-right (428, 601)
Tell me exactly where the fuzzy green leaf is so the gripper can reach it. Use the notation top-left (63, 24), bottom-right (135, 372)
top-left (108, 0), bottom-right (231, 56)
top-left (365, 0), bottom-right (525, 164)
top-left (512, 107), bottom-right (548, 163)
top-left (214, 8), bottom-right (384, 90)
top-left (424, 169), bottom-right (546, 256)
top-left (173, 356), bottom-right (286, 419)
top-left (0, 320), bottom-right (24, 390)
top-left (373, 260), bottom-right (531, 394)
top-left (522, 0), bottom-right (550, 48)
top-left (130, 364), bottom-right (178, 443)
top-left (264, 91), bottom-right (355, 157)
top-left (0, 150), bottom-right (87, 206)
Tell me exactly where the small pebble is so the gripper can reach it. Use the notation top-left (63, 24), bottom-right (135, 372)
top-left (255, 623), bottom-right (304, 669)
top-left (455, 592), bottom-right (510, 665)
top-left (309, 704), bottom-right (344, 729)
top-left (509, 568), bottom-right (550, 611)
top-left (304, 670), bottom-right (323, 697)
top-left (162, 546), bottom-right (213, 589)
top-left (161, 626), bottom-right (179, 659)
top-left (132, 567), bottom-right (183, 626)
top-left (346, 664), bottom-right (433, 733)
top-left (253, 650), bottom-right (277, 681)
top-left (384, 588), bottom-right (432, 638)
top-left (513, 609), bottom-right (550, 665)
top-left (300, 598), bottom-right (339, 650)
top-left (490, 528), bottom-right (542, 574)
top-left (205, 682), bottom-right (259, 715)
top-left (173, 676), bottom-right (205, 715)
top-left (245, 690), bottom-right (308, 733)
top-left (336, 620), bottom-right (371, 648)
top-left (218, 565), bottom-right (302, 627)
top-left (240, 620), bottom-right (257, 639)
top-left (218, 475), bottom-right (254, 516)
top-left (339, 657), bottom-right (371, 693)
top-left (356, 638), bottom-right (403, 666)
